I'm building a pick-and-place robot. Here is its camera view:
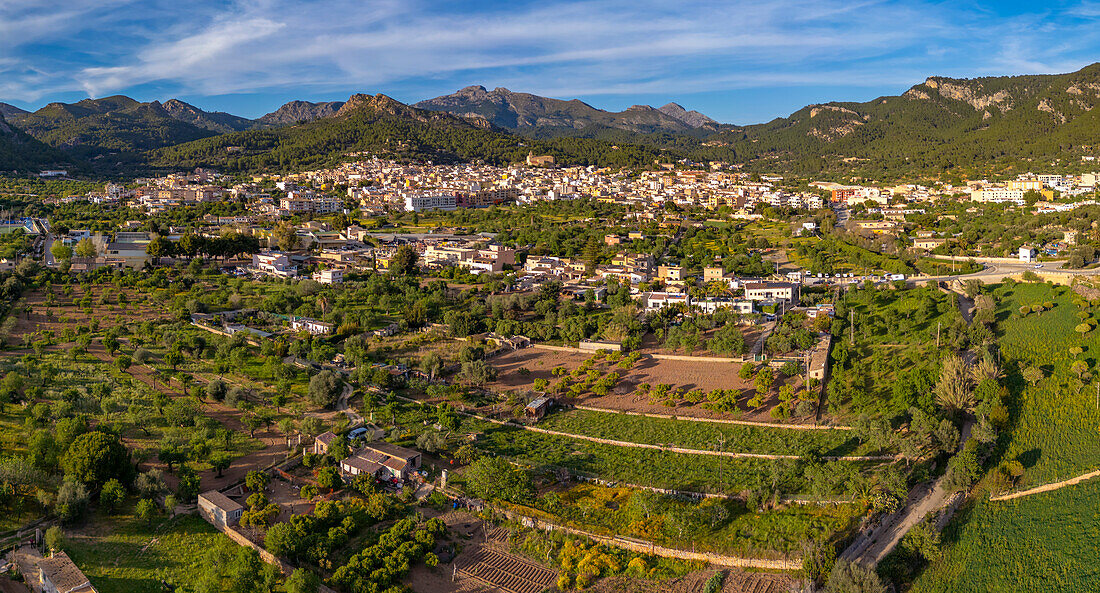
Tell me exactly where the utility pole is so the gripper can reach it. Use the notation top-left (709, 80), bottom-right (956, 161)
top-left (850, 310), bottom-right (855, 343)
top-left (937, 321), bottom-right (941, 348)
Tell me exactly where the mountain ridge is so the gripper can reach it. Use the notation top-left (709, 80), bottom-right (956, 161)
top-left (412, 86), bottom-right (718, 133)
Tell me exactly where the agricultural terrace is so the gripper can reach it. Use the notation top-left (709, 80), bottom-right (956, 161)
top-left (512, 483), bottom-right (863, 559)
top-left (879, 279), bottom-right (1100, 591)
top-left (827, 283), bottom-right (973, 418)
top-left (486, 348), bottom-right (820, 424)
top-left (536, 409), bottom-right (877, 457)
top-left (392, 409), bottom-right (898, 500)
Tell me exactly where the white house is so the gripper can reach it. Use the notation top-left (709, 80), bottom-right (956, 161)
top-left (252, 251), bottom-right (297, 278)
top-left (314, 268), bottom-right (343, 284)
top-left (1019, 245), bottom-right (1038, 263)
top-left (291, 317), bottom-right (334, 335)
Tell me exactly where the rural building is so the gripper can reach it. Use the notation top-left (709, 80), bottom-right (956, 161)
top-left (314, 431), bottom-right (338, 455)
top-left (743, 282), bottom-right (800, 304)
top-left (198, 490), bottom-right (244, 528)
top-left (252, 251), bottom-right (297, 278)
top-left (340, 442), bottom-right (422, 482)
top-left (291, 317), bottom-right (334, 335)
top-left (35, 551), bottom-right (97, 593)
top-left (913, 237), bottom-right (946, 250)
top-left (703, 266), bottom-right (727, 282)
top-left (807, 334), bottom-right (833, 381)
top-left (524, 397), bottom-right (555, 420)
top-left (1019, 245), bottom-right (1038, 263)
top-left (641, 292), bottom-right (689, 311)
top-left (693, 298), bottom-right (754, 315)
top-left (657, 265), bottom-right (686, 282)
top-left (314, 268), bottom-right (343, 284)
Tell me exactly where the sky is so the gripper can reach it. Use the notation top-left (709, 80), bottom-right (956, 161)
top-left (3, 0), bottom-right (1100, 125)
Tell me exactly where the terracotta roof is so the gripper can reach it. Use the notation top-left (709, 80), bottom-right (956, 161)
top-left (38, 552), bottom-right (96, 593)
top-left (315, 431), bottom-right (338, 445)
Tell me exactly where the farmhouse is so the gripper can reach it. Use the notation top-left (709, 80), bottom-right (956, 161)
top-left (339, 442), bottom-right (422, 482)
top-left (34, 551), bottom-right (97, 593)
top-left (198, 490), bottom-right (244, 528)
top-left (313, 431), bottom-right (338, 455)
top-left (291, 317), bottom-right (334, 335)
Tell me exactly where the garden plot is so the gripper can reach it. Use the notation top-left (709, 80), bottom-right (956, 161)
top-left (487, 348), bottom-right (808, 423)
top-left (454, 547), bottom-right (558, 593)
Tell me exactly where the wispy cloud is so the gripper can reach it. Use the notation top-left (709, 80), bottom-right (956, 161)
top-left (1, 0), bottom-right (1100, 122)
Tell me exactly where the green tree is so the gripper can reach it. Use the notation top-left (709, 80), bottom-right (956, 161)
top-left (44, 526), bottom-right (65, 553)
top-left (62, 431), bottom-right (132, 488)
top-left (246, 470), bottom-right (270, 493)
top-left (50, 240), bottom-right (72, 262)
top-left (210, 452), bottom-right (232, 477)
top-left (391, 245), bottom-right (419, 276)
top-left (136, 498), bottom-right (158, 525)
top-left (285, 568), bottom-right (320, 593)
top-left (74, 238), bottom-right (97, 259)
top-left (824, 559), bottom-right (886, 593)
top-left (55, 478), bottom-right (89, 523)
top-left (464, 457), bottom-right (533, 503)
top-left (308, 370), bottom-right (342, 408)
top-left (100, 478), bottom-right (126, 513)
top-left (176, 465), bottom-right (201, 501)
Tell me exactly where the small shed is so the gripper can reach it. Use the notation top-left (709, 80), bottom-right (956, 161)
top-left (524, 397), bottom-right (555, 421)
top-left (198, 490), bottom-right (244, 528)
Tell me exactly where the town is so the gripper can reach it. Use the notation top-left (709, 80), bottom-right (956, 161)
top-left (1, 7), bottom-right (1099, 592)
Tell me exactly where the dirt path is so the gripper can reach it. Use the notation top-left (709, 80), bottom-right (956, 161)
top-left (990, 469), bottom-right (1100, 502)
top-left (840, 420), bottom-right (973, 566)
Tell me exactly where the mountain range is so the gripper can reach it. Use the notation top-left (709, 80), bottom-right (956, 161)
top-left (6, 63), bottom-right (1100, 177)
top-left (411, 85), bottom-right (718, 133)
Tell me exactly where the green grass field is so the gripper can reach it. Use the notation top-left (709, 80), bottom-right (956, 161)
top-left (537, 409), bottom-right (871, 457)
top-left (901, 281), bottom-right (1100, 592)
top-left (991, 281), bottom-right (1100, 485)
top-left (516, 483), bottom-right (862, 558)
top-left (65, 512), bottom-right (230, 593)
top-left (910, 478), bottom-right (1100, 592)
top-left (453, 417), bottom-right (886, 496)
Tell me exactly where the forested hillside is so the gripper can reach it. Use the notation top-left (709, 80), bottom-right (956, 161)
top-left (150, 94), bottom-right (671, 172)
top-left (0, 115), bottom-right (70, 172)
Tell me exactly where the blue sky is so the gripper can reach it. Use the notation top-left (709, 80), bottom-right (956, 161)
top-left (3, 0), bottom-right (1100, 124)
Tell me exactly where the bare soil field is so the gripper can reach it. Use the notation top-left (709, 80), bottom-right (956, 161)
top-left (635, 324), bottom-right (763, 358)
top-left (486, 348), bottom-right (804, 423)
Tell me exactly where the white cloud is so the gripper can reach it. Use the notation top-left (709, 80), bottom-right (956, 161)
top-left (0, 0), bottom-right (1099, 121)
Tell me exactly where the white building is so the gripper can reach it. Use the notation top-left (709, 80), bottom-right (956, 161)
top-left (291, 317), bottom-right (334, 335)
top-left (314, 269), bottom-right (343, 284)
top-left (404, 194), bottom-right (457, 212)
top-left (971, 187), bottom-right (1025, 206)
top-left (1019, 245), bottom-right (1038, 263)
top-left (252, 252), bottom-right (297, 278)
